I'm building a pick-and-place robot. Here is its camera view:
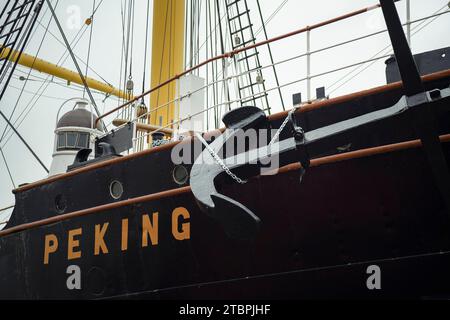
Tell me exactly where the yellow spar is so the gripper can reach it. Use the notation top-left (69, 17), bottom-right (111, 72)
top-left (0, 47), bottom-right (132, 100)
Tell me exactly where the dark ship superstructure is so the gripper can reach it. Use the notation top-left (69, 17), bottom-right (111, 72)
top-left (0, 0), bottom-right (450, 299)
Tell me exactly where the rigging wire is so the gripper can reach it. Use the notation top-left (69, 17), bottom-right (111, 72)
top-left (205, 0), bottom-right (210, 130)
top-left (108, 2), bottom-right (449, 129)
top-left (327, 3), bottom-right (449, 96)
top-left (213, 0), bottom-right (220, 127)
top-left (9, 10), bottom-right (94, 108)
top-left (7, 83), bottom-right (70, 100)
top-left (197, 0), bottom-right (202, 69)
top-left (0, 205), bottom-right (14, 214)
top-left (121, 2), bottom-right (450, 142)
top-left (122, 0), bottom-right (132, 100)
top-left (129, 0), bottom-right (135, 81)
top-left (215, 0), bottom-right (230, 122)
top-left (45, 0), bottom-right (103, 127)
top-left (117, 0), bottom-right (135, 114)
top-left (0, 1), bottom-right (43, 88)
top-left (128, 0), bottom-right (136, 124)
top-left (207, 0), bottom-right (219, 130)
top-left (0, 0), bottom-right (60, 144)
top-left (13, 66), bottom-right (98, 88)
top-left (3, 0), bottom-right (444, 151)
top-left (205, 0), bottom-right (290, 107)
top-left (128, 0), bottom-right (136, 122)
top-left (254, 0), bottom-right (289, 38)
top-left (11, 67), bottom-right (121, 100)
top-left (186, 0), bottom-right (289, 75)
top-left (255, 0), bottom-right (286, 111)
top-left (0, 2), bottom-right (50, 181)
top-left (35, 19), bottom-right (112, 85)
top-left (118, 0), bottom-right (126, 106)
top-left (184, 10), bottom-right (226, 71)
top-left (119, 0), bottom-right (135, 122)
top-left (0, 147), bottom-right (15, 188)
top-left (0, 110), bottom-right (49, 173)
top-left (18, 0), bottom-right (52, 54)
top-left (1, 0), bottom-right (105, 147)
top-left (7, 79), bottom-right (114, 101)
top-left (141, 0), bottom-right (150, 99)
top-left (83, 0), bottom-right (96, 99)
top-left (165, 0), bottom-right (173, 125)
top-left (154, 0), bottom-right (171, 120)
top-left (166, 0), bottom-right (174, 124)
top-left (1, 36), bottom-right (87, 146)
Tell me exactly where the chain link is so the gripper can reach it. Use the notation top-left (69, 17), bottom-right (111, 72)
top-left (195, 106), bottom-right (299, 185)
top-left (195, 132), bottom-right (247, 185)
top-left (268, 106), bottom-right (308, 183)
top-left (268, 106), bottom-right (298, 148)
top-left (152, 138), bottom-right (170, 148)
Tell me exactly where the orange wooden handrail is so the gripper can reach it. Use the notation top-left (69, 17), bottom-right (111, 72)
top-left (3, 133), bottom-right (450, 238)
top-left (95, 2), bottom-right (384, 126)
top-left (13, 69), bottom-right (450, 194)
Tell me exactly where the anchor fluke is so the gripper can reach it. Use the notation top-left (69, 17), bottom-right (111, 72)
top-left (190, 106), bottom-right (267, 240)
top-left (210, 193), bottom-right (261, 241)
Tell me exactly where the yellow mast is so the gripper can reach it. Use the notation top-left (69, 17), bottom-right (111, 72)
top-left (0, 47), bottom-right (131, 100)
top-left (149, 0), bottom-right (185, 128)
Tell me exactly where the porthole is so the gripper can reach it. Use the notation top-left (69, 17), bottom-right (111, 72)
top-left (172, 165), bottom-right (189, 185)
top-left (55, 194), bottom-right (67, 213)
top-left (109, 180), bottom-right (124, 200)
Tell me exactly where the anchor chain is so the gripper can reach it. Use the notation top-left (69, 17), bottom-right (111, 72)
top-left (269, 106), bottom-right (308, 182)
top-left (195, 132), bottom-right (247, 185)
top-left (195, 106), bottom-right (306, 185)
top-left (268, 106), bottom-right (299, 148)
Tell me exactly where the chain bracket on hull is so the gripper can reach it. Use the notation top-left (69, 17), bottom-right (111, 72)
top-left (190, 0), bottom-right (450, 241)
top-left (190, 87), bottom-right (450, 240)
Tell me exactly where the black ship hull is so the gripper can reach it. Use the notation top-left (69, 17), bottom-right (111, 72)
top-left (1, 71), bottom-right (450, 300)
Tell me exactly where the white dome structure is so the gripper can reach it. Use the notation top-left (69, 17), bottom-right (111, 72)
top-left (48, 99), bottom-right (103, 177)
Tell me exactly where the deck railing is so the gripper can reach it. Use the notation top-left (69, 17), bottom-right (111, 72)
top-left (94, 0), bottom-right (450, 153)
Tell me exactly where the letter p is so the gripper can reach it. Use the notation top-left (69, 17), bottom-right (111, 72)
top-left (44, 234), bottom-right (58, 265)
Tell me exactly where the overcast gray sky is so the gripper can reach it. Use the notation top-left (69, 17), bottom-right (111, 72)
top-left (1, 0), bottom-right (449, 223)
